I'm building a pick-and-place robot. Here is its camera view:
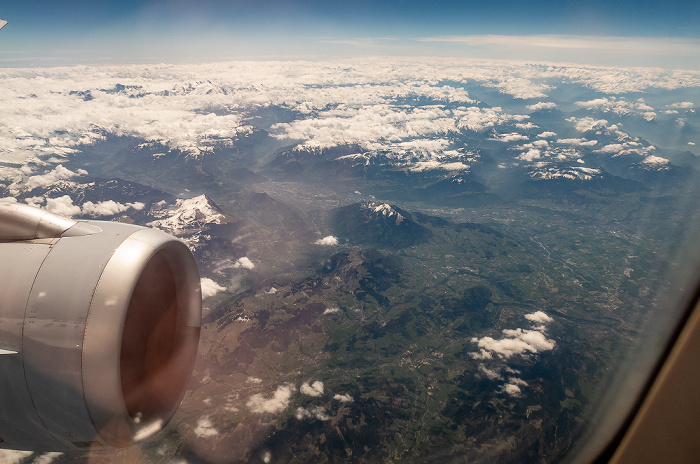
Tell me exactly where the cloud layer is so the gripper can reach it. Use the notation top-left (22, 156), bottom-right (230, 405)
top-left (2, 58), bottom-right (695, 193)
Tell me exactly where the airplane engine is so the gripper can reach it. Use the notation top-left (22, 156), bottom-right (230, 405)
top-left (0, 203), bottom-right (201, 451)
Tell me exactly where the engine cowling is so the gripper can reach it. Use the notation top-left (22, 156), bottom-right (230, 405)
top-left (0, 203), bottom-right (201, 451)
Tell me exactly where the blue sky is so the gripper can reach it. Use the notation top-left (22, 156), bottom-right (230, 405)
top-left (1, 0), bottom-right (699, 68)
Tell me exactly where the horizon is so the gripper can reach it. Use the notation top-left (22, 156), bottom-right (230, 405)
top-left (1, 1), bottom-right (699, 69)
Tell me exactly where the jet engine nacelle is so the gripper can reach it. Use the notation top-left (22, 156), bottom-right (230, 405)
top-left (0, 203), bottom-right (201, 451)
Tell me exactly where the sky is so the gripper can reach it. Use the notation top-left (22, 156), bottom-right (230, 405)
top-left (0, 0), bottom-right (699, 68)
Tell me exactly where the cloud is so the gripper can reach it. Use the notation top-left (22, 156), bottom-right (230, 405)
top-left (80, 200), bottom-right (145, 216)
top-left (300, 381), bottom-right (324, 397)
top-left (247, 376), bottom-right (263, 384)
top-left (45, 195), bottom-right (81, 217)
top-left (528, 102), bottom-right (557, 111)
top-left (490, 132), bottom-right (529, 142)
top-left (315, 235), bottom-right (339, 245)
top-left (642, 155), bottom-right (670, 165)
top-left (334, 393), bottom-right (353, 403)
top-left (416, 35), bottom-right (700, 71)
top-left (1, 59), bottom-right (697, 188)
top-left (537, 131), bottom-right (557, 138)
top-left (22, 195), bottom-right (145, 218)
top-left (32, 453), bottom-right (64, 464)
top-left (247, 384), bottom-right (294, 414)
top-left (528, 165), bottom-right (602, 181)
top-left (524, 311), bottom-right (553, 324)
top-left (667, 102), bottom-right (694, 109)
top-left (0, 451), bottom-right (33, 464)
top-left (417, 34), bottom-right (696, 52)
top-left (499, 383), bottom-right (523, 397)
top-left (471, 312), bottom-right (556, 361)
top-left (323, 306), bottom-right (340, 314)
top-left (409, 160), bottom-right (470, 172)
top-left (566, 117), bottom-right (608, 132)
top-left (515, 122), bottom-right (538, 130)
top-left (575, 97), bottom-right (656, 120)
top-left (11, 165), bottom-right (86, 194)
top-left (295, 405), bottom-right (330, 421)
top-left (273, 104), bottom-right (459, 150)
top-left (595, 143), bottom-right (625, 154)
top-left (499, 378), bottom-right (529, 397)
top-left (479, 364), bottom-right (503, 380)
top-left (233, 256), bottom-right (255, 269)
top-left (517, 149), bottom-right (542, 162)
top-left (556, 138), bottom-right (598, 147)
top-left (194, 416), bottom-right (219, 438)
top-left (200, 278), bottom-right (227, 298)
top-left (472, 328), bottom-right (555, 359)
top-left (456, 106), bottom-right (519, 132)
top-left (484, 78), bottom-right (552, 99)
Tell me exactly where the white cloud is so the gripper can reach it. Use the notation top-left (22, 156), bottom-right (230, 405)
top-left (247, 384), bottom-right (294, 414)
top-left (537, 131), bottom-right (557, 138)
top-left (323, 306), bottom-right (340, 314)
top-left (1, 60), bottom-right (697, 188)
top-left (273, 104), bottom-right (458, 150)
top-left (233, 256), bottom-right (255, 269)
top-left (0, 450), bottom-right (33, 464)
top-left (194, 416), bottom-right (219, 438)
top-left (500, 383), bottom-right (523, 397)
top-left (300, 381), bottom-right (324, 397)
top-left (668, 102), bottom-right (694, 109)
top-left (527, 102), bottom-right (557, 111)
top-left (32, 453), bottom-right (64, 464)
top-left (556, 138), bottom-right (598, 147)
top-left (20, 195), bottom-right (145, 218)
top-left (200, 278), bottom-right (227, 298)
top-left (566, 117), bottom-right (608, 132)
top-left (517, 149), bottom-right (542, 162)
top-left (295, 405), bottom-right (330, 421)
top-left (334, 393), bottom-right (353, 403)
top-left (642, 155), bottom-right (670, 165)
top-left (315, 235), bottom-right (339, 245)
top-left (478, 364), bottom-right (502, 380)
top-left (45, 195), bottom-right (81, 217)
top-left (409, 160), bottom-right (470, 172)
top-left (508, 377), bottom-right (528, 387)
top-left (484, 77), bottom-right (552, 99)
top-left (11, 165), bottom-right (85, 194)
top-left (490, 132), bottom-right (529, 142)
top-left (595, 143), bottom-right (625, 154)
top-left (247, 376), bottom-right (263, 384)
top-left (456, 106), bottom-right (517, 132)
top-left (515, 122), bottom-right (539, 130)
top-left (471, 327), bottom-right (555, 359)
top-left (524, 311), bottom-right (553, 324)
top-left (24, 196), bottom-right (45, 207)
top-left (81, 200), bottom-right (145, 216)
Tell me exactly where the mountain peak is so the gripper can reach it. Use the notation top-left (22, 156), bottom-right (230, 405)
top-left (148, 194), bottom-right (226, 234)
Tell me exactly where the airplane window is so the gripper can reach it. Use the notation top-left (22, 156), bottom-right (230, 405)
top-left (1, 1), bottom-right (699, 463)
